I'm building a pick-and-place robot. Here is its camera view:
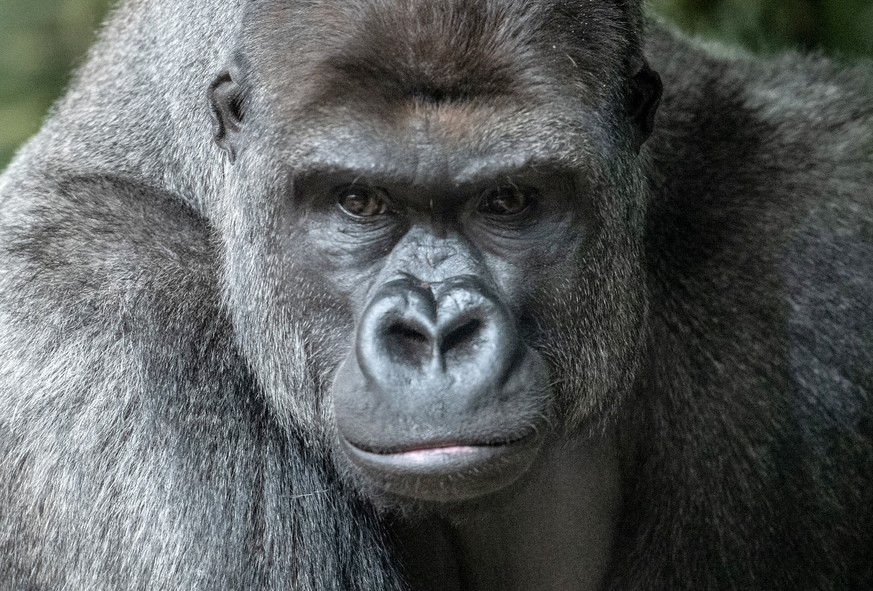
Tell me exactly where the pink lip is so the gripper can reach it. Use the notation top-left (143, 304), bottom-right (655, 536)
top-left (340, 434), bottom-right (544, 501)
top-left (343, 436), bottom-right (539, 477)
top-left (395, 446), bottom-right (481, 461)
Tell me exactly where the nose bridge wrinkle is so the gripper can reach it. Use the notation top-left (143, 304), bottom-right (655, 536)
top-left (391, 227), bottom-right (469, 283)
top-left (426, 242), bottom-right (458, 268)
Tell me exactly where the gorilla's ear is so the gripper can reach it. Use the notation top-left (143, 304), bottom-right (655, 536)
top-left (627, 60), bottom-right (663, 151)
top-left (209, 69), bottom-right (246, 163)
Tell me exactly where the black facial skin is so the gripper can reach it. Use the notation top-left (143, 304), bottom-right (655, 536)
top-left (321, 173), bottom-right (570, 502)
top-left (3, 0), bottom-right (872, 590)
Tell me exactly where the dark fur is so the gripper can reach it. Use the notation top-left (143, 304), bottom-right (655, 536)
top-left (1, 0), bottom-right (871, 589)
top-left (618, 32), bottom-right (873, 588)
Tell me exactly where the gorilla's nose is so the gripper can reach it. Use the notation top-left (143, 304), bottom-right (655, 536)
top-left (357, 276), bottom-right (517, 383)
top-left (332, 273), bottom-right (551, 500)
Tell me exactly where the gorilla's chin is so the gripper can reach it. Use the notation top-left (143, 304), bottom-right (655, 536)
top-left (338, 432), bottom-right (543, 503)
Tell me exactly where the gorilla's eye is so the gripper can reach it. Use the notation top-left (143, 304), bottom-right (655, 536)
top-left (478, 186), bottom-right (536, 216)
top-left (337, 186), bottom-right (390, 218)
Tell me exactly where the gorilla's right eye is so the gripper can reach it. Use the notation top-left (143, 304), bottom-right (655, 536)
top-left (336, 186), bottom-right (390, 218)
top-left (478, 185), bottom-right (537, 217)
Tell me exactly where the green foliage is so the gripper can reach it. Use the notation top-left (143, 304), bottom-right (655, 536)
top-left (0, 0), bottom-right (110, 167)
top-left (650, 0), bottom-right (873, 57)
top-left (1, 0), bottom-right (872, 169)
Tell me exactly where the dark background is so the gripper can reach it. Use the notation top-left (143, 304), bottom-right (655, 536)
top-left (1, 0), bottom-right (872, 169)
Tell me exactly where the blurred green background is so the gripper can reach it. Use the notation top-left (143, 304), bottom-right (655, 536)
top-left (1, 0), bottom-right (873, 169)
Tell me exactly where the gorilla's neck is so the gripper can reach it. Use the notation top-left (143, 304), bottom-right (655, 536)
top-left (396, 434), bottom-right (620, 591)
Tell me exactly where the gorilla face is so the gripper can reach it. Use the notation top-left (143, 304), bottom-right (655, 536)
top-left (210, 0), bottom-right (660, 505)
top-left (313, 170), bottom-right (584, 502)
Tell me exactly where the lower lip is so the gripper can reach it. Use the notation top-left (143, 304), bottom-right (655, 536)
top-left (340, 434), bottom-right (544, 502)
top-left (369, 444), bottom-right (500, 468)
top-left (341, 436), bottom-right (538, 477)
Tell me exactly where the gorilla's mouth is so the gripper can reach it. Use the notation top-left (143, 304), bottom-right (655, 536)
top-left (339, 432), bottom-right (544, 503)
top-left (348, 430), bottom-right (536, 455)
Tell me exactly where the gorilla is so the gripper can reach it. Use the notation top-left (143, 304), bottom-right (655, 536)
top-left (0, 0), bottom-right (871, 589)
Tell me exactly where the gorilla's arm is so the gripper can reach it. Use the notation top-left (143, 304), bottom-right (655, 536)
top-left (0, 176), bottom-right (403, 590)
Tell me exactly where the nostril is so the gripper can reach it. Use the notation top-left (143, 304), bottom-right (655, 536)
top-left (383, 321), bottom-right (432, 364)
top-left (386, 322), bottom-right (429, 344)
top-left (440, 318), bottom-right (483, 357)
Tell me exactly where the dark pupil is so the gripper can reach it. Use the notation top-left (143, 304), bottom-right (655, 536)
top-left (484, 188), bottom-right (528, 215)
top-left (341, 189), bottom-right (384, 217)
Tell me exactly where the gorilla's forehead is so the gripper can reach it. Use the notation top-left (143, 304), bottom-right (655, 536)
top-left (240, 0), bottom-right (633, 113)
top-left (235, 0), bottom-right (632, 180)
top-left (265, 103), bottom-right (615, 186)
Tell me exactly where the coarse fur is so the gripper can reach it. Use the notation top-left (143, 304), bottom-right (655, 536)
top-left (0, 1), bottom-right (871, 591)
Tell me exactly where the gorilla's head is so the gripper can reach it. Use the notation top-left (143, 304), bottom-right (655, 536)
top-left (209, 0), bottom-right (660, 505)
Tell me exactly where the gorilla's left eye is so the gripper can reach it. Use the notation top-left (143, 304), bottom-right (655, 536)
top-left (478, 186), bottom-right (536, 216)
top-left (336, 186), bottom-right (390, 218)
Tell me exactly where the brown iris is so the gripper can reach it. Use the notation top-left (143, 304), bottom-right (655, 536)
top-left (337, 186), bottom-right (390, 217)
top-left (478, 186), bottom-right (535, 216)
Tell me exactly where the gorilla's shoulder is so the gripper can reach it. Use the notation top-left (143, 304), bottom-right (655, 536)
top-left (644, 24), bottom-right (873, 419)
top-left (646, 22), bottom-right (873, 201)
top-left (0, 172), bottom-right (242, 396)
top-left (1, 173), bottom-right (216, 313)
